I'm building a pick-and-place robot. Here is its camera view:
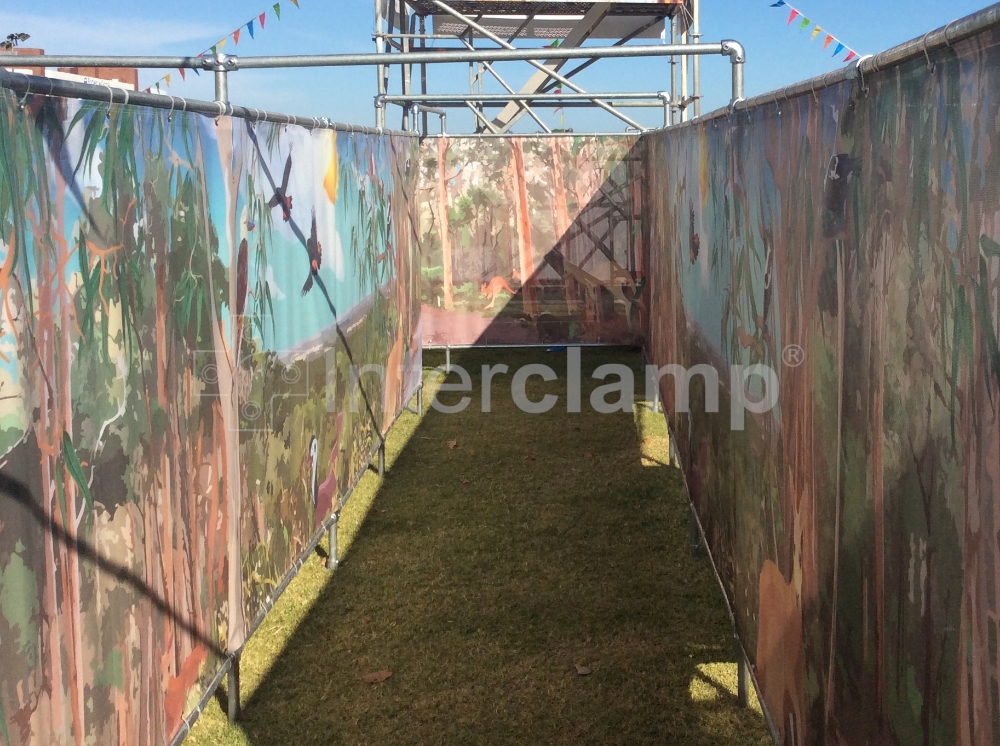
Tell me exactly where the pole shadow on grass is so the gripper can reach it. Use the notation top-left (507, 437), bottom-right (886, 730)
top-left (200, 347), bottom-right (771, 746)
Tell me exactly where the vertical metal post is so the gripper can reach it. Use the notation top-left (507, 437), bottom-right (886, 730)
top-left (401, 1), bottom-right (411, 130)
top-left (737, 647), bottom-right (749, 707)
top-left (227, 652), bottom-right (241, 722)
top-left (378, 440), bottom-right (386, 476)
top-left (680, 25), bottom-right (689, 122)
top-left (326, 513), bottom-right (339, 570)
top-left (375, 0), bottom-right (386, 128)
top-left (689, 503), bottom-right (700, 555)
top-left (732, 56), bottom-right (744, 103)
top-left (214, 55), bottom-right (229, 107)
top-left (467, 30), bottom-right (476, 132)
top-left (692, 0), bottom-right (701, 117)
top-left (420, 15), bottom-right (428, 135)
top-left (669, 17), bottom-right (677, 125)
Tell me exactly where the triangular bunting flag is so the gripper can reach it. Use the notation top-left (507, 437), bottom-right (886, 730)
top-left (211, 44), bottom-right (218, 54)
top-left (179, 68), bottom-right (186, 80)
top-left (787, 9), bottom-right (799, 25)
top-left (218, 37), bottom-right (227, 51)
top-left (833, 42), bottom-right (844, 56)
top-left (290, 0), bottom-right (299, 7)
top-left (248, 20), bottom-right (255, 38)
top-left (259, 12), bottom-right (266, 28)
top-left (811, 26), bottom-right (822, 40)
top-left (193, 68), bottom-right (201, 76)
top-left (234, 28), bottom-right (241, 45)
top-left (799, 17), bottom-right (810, 30)
top-left (844, 50), bottom-right (857, 62)
top-left (165, 73), bottom-right (171, 87)
top-left (823, 34), bottom-right (834, 49)
top-left (770, 0), bottom-right (785, 5)
top-left (273, 3), bottom-right (281, 19)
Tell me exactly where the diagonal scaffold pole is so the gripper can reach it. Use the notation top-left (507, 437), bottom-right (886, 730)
top-left (426, 0), bottom-right (646, 131)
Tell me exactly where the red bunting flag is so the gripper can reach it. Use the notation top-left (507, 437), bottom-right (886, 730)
top-left (234, 28), bottom-right (241, 45)
top-left (844, 50), bottom-right (857, 62)
top-left (259, 11), bottom-right (266, 28)
top-left (787, 9), bottom-right (799, 25)
top-left (178, 68), bottom-right (186, 80)
top-left (290, 0), bottom-right (299, 6)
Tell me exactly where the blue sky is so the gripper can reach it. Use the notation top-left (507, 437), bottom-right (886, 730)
top-left (3, 0), bottom-right (991, 131)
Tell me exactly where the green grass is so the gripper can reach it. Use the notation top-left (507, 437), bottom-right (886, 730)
top-left (186, 348), bottom-right (771, 746)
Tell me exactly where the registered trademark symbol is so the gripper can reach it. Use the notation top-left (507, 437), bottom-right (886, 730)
top-left (782, 344), bottom-right (805, 367)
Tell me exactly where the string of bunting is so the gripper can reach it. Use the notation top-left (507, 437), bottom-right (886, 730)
top-left (145, 0), bottom-right (301, 93)
top-left (769, 0), bottom-right (859, 64)
top-left (545, 39), bottom-right (566, 126)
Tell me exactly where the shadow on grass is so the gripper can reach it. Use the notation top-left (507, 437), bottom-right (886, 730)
top-left (191, 348), bottom-right (771, 746)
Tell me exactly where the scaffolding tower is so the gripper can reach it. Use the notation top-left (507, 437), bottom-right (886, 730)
top-left (374, 0), bottom-right (702, 133)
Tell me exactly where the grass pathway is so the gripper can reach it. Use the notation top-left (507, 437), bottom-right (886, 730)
top-left (187, 348), bottom-right (772, 746)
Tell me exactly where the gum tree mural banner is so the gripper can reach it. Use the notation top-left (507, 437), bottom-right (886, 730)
top-left (418, 135), bottom-right (646, 346)
top-left (645, 24), bottom-right (1000, 746)
top-left (0, 86), bottom-right (420, 746)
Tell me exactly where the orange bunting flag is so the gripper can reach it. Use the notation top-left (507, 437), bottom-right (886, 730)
top-left (823, 34), bottom-right (834, 49)
top-left (290, 0), bottom-right (299, 6)
top-left (234, 28), bottom-right (241, 45)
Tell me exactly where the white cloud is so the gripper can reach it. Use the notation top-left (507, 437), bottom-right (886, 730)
top-left (3, 12), bottom-right (223, 55)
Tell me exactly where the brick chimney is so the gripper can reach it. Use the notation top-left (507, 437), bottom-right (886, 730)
top-left (2, 47), bottom-right (45, 77)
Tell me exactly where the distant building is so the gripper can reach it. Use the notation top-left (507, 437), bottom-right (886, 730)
top-left (2, 47), bottom-right (137, 90)
top-left (2, 47), bottom-right (46, 76)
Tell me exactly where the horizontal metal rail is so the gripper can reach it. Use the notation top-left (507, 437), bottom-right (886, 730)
top-left (0, 68), bottom-right (414, 137)
top-left (0, 42), bottom-right (744, 73)
top-left (1, 42), bottom-right (743, 133)
top-left (410, 103), bottom-right (447, 134)
top-left (382, 91), bottom-right (667, 102)
top-left (395, 100), bottom-right (667, 108)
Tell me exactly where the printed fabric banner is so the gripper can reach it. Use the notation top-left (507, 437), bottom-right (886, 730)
top-left (418, 136), bottom-right (646, 347)
top-left (0, 89), bottom-right (421, 745)
top-left (644, 24), bottom-right (1000, 746)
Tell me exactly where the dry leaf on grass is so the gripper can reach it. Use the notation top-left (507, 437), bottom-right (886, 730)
top-left (574, 664), bottom-right (592, 676)
top-left (583, 451), bottom-right (593, 459)
top-left (446, 440), bottom-right (458, 449)
top-left (363, 670), bottom-right (393, 684)
top-left (460, 478), bottom-right (470, 484)
top-left (524, 455), bottom-right (536, 461)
